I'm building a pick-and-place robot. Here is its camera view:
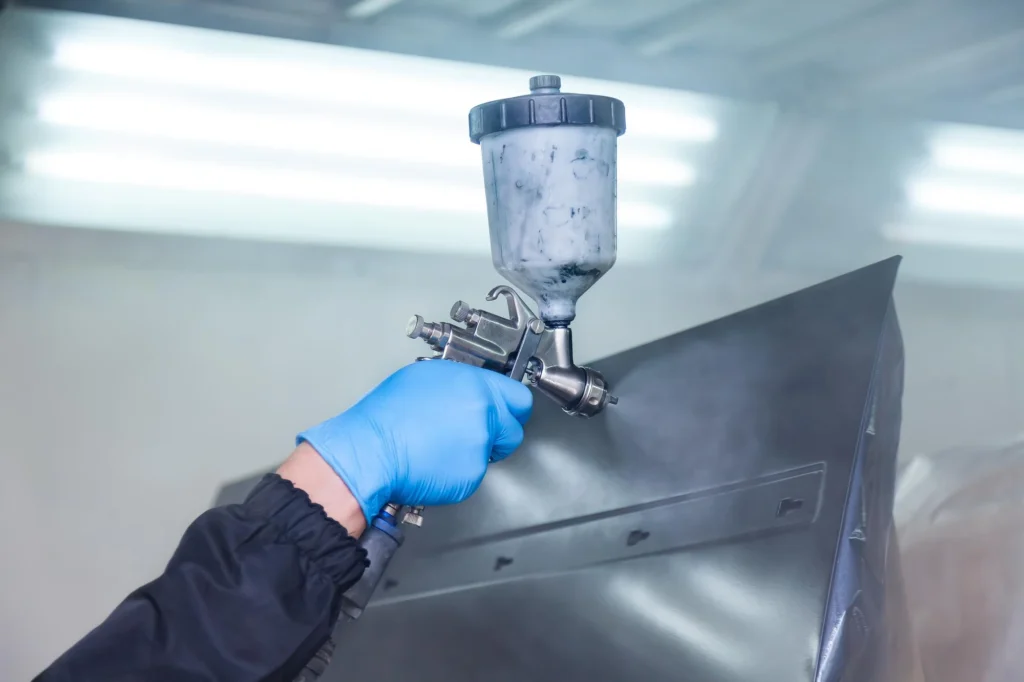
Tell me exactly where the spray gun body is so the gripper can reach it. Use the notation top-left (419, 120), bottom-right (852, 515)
top-left (408, 286), bottom-right (616, 417)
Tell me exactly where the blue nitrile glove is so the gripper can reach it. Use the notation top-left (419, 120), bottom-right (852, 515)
top-left (298, 360), bottom-right (533, 523)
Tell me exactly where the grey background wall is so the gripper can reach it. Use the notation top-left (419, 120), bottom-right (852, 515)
top-left (2, 221), bottom-right (1023, 678)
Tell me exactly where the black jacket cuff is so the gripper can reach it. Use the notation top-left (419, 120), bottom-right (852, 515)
top-left (244, 473), bottom-right (368, 588)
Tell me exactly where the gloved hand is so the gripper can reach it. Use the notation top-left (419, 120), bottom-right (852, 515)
top-left (298, 360), bottom-right (533, 523)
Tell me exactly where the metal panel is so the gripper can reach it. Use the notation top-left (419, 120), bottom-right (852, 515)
top-left (217, 257), bottom-right (908, 682)
top-left (376, 465), bottom-right (824, 602)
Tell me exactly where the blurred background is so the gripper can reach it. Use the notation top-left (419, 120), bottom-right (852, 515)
top-left (1, 0), bottom-right (1024, 679)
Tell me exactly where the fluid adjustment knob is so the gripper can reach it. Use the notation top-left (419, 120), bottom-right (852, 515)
top-left (450, 301), bottom-right (472, 322)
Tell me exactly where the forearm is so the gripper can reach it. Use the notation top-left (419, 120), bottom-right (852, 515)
top-left (277, 442), bottom-right (367, 537)
top-left (35, 472), bottom-right (367, 682)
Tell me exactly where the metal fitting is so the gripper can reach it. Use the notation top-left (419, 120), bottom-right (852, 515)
top-left (528, 328), bottom-right (615, 418)
top-left (401, 506), bottom-right (425, 527)
top-left (407, 287), bottom-right (616, 418)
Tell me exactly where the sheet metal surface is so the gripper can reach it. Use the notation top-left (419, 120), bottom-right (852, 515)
top-left (217, 257), bottom-right (908, 682)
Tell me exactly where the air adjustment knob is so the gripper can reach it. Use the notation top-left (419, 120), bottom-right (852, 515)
top-left (450, 301), bottom-right (473, 322)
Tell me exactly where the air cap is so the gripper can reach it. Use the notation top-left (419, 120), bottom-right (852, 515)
top-left (468, 74), bottom-right (626, 144)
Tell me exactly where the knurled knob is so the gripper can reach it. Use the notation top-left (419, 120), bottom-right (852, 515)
top-left (529, 74), bottom-right (561, 92)
top-left (406, 315), bottom-right (426, 339)
top-left (450, 300), bottom-right (473, 322)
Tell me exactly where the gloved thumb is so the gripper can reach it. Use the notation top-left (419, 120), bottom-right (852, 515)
top-left (490, 408), bottom-right (526, 462)
top-left (486, 374), bottom-right (533, 425)
top-left (486, 374), bottom-right (532, 462)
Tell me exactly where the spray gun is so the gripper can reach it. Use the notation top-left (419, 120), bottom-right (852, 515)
top-left (409, 73), bottom-right (624, 415)
top-left (333, 75), bottom-right (625, 626)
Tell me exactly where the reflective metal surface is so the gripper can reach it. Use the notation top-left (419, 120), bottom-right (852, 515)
top-left (217, 257), bottom-right (910, 682)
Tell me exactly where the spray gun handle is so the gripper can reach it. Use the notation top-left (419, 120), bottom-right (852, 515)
top-left (295, 506), bottom-right (416, 681)
top-left (294, 510), bottom-right (423, 679)
top-left (339, 503), bottom-right (424, 620)
top-left (339, 506), bottom-right (403, 620)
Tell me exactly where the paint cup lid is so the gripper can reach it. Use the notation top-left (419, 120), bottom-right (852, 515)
top-left (468, 74), bottom-right (626, 144)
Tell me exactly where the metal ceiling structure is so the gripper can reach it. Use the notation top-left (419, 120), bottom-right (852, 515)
top-left (7, 0), bottom-right (1024, 289)
top-left (17, 0), bottom-right (1024, 127)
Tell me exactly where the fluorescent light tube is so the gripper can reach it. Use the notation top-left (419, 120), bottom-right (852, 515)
top-left (908, 180), bottom-right (1024, 219)
top-left (48, 42), bottom-right (522, 121)
top-left (625, 110), bottom-right (718, 143)
top-left (36, 94), bottom-right (698, 187)
top-left (930, 144), bottom-right (1024, 178)
top-left (346, 0), bottom-right (403, 18)
top-left (618, 202), bottom-right (673, 230)
top-left (884, 223), bottom-right (1024, 251)
top-left (617, 156), bottom-right (696, 186)
top-left (23, 151), bottom-right (674, 230)
top-left (50, 41), bottom-right (718, 143)
top-left (24, 151), bottom-right (481, 213)
top-left (497, 0), bottom-right (596, 40)
top-left (37, 94), bottom-right (478, 169)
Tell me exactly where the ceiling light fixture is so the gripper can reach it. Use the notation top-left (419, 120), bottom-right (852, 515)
top-left (930, 144), bottom-right (1024, 178)
top-left (36, 93), bottom-right (698, 187)
top-left (908, 180), bottom-right (1024, 220)
top-left (49, 41), bottom-right (719, 143)
top-left (0, 7), bottom-right (733, 252)
top-left (23, 151), bottom-right (675, 230)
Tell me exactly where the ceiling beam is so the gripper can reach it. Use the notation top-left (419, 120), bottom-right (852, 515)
top-left (850, 26), bottom-right (1024, 100)
top-left (984, 84), bottom-right (1024, 105)
top-left (346, 0), bottom-right (404, 20)
top-left (18, 0), bottom-right (759, 99)
top-left (494, 0), bottom-right (592, 40)
top-left (634, 0), bottom-right (749, 57)
top-left (750, 0), bottom-right (900, 74)
top-left (20, 0), bottom-right (1024, 131)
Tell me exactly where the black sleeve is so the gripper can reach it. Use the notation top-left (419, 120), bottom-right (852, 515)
top-left (34, 474), bottom-right (368, 682)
